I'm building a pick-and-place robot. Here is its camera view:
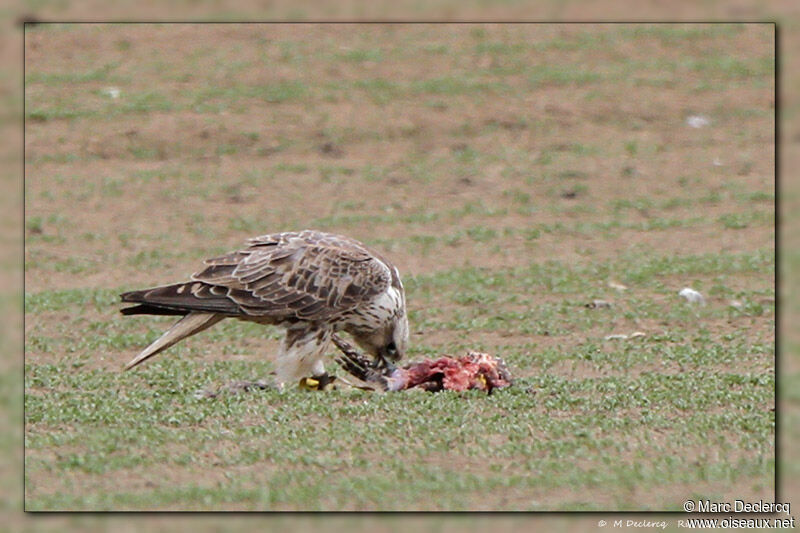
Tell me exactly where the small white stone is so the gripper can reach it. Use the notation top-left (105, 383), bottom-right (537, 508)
top-left (102, 87), bottom-right (121, 99)
top-left (679, 287), bottom-right (706, 305)
top-left (686, 115), bottom-right (710, 128)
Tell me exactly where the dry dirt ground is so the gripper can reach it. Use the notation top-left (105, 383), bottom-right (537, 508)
top-left (24, 23), bottom-right (775, 511)
top-left (25, 25), bottom-right (774, 290)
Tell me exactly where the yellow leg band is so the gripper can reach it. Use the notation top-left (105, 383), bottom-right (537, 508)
top-left (298, 377), bottom-right (320, 391)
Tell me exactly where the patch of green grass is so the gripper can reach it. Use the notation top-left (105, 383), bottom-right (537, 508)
top-left (337, 48), bottom-right (384, 63)
top-left (331, 212), bottom-right (736, 257)
top-left (347, 79), bottom-right (401, 104)
top-left (228, 215), bottom-right (298, 234)
top-left (28, 80), bottom-right (308, 124)
top-left (216, 144), bottom-right (239, 156)
top-left (26, 106), bottom-right (91, 122)
top-left (277, 40), bottom-right (307, 64)
top-left (411, 77), bottom-right (509, 96)
top-left (274, 163), bottom-right (310, 174)
top-left (474, 41), bottom-right (530, 57)
top-left (409, 249), bottom-right (772, 296)
top-left (24, 242), bottom-right (776, 510)
top-left (502, 188), bottom-right (532, 205)
top-left (191, 80), bottom-right (309, 107)
top-left (311, 208), bottom-right (439, 230)
top-left (117, 91), bottom-right (175, 114)
top-left (737, 191), bottom-right (774, 203)
top-left (23, 23), bottom-right (774, 512)
top-left (318, 164), bottom-right (356, 182)
top-left (421, 43), bottom-right (449, 55)
top-left (718, 211), bottom-right (772, 230)
top-left (527, 65), bottom-right (602, 87)
top-left (190, 82), bottom-right (308, 106)
top-left (619, 24), bottom-right (746, 45)
top-left (25, 288), bottom-right (120, 314)
top-left (25, 216), bottom-right (44, 234)
top-left (26, 62), bottom-right (123, 84)
top-left (24, 351), bottom-right (773, 510)
top-left (620, 55), bottom-right (773, 82)
top-left (260, 80), bottom-right (308, 103)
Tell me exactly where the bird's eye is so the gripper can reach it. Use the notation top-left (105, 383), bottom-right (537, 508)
top-left (386, 341), bottom-right (397, 355)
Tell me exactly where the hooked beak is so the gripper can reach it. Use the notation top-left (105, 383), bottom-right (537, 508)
top-left (371, 352), bottom-right (396, 373)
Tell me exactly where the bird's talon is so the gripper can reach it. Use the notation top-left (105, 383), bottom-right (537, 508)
top-left (298, 374), bottom-right (337, 391)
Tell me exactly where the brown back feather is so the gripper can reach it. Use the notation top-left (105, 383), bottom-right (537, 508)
top-left (121, 230), bottom-right (393, 321)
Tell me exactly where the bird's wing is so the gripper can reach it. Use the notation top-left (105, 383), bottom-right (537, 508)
top-left (121, 231), bottom-right (392, 321)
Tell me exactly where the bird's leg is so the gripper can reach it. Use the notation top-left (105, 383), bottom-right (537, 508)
top-left (276, 325), bottom-right (337, 391)
top-left (300, 352), bottom-right (338, 390)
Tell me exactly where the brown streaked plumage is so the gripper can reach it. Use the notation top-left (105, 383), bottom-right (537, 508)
top-left (120, 230), bottom-right (409, 386)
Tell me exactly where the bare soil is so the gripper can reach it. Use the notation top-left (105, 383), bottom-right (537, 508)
top-left (24, 23), bottom-right (775, 512)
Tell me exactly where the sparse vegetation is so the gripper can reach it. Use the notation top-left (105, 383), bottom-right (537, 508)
top-left (25, 23), bottom-right (774, 511)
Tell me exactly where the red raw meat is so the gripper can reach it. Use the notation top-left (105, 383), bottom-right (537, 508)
top-left (333, 333), bottom-right (512, 394)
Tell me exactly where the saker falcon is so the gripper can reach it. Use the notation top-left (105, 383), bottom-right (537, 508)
top-left (120, 230), bottom-right (409, 387)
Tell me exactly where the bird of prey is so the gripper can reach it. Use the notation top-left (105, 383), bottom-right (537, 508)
top-left (120, 230), bottom-right (409, 387)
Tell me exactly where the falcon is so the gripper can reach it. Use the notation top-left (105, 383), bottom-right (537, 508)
top-left (120, 230), bottom-right (409, 388)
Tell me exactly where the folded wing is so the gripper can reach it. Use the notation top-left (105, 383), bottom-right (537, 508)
top-left (120, 231), bottom-right (391, 322)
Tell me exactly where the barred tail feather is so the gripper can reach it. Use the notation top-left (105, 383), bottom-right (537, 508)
top-left (124, 312), bottom-right (224, 370)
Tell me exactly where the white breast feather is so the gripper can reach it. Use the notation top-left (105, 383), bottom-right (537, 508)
top-left (372, 285), bottom-right (402, 315)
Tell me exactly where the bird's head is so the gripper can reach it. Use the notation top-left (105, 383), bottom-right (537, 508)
top-left (348, 311), bottom-right (409, 370)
